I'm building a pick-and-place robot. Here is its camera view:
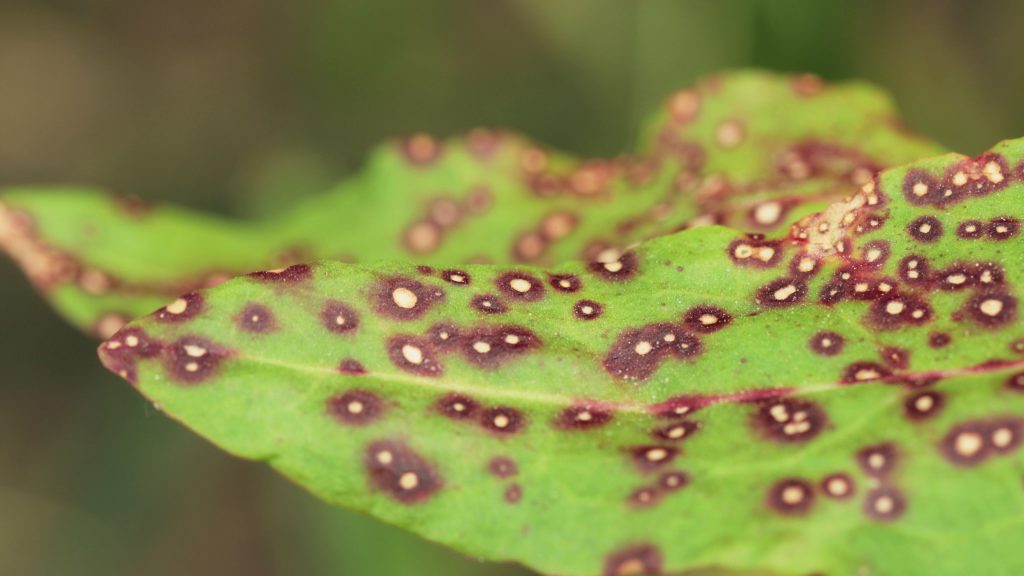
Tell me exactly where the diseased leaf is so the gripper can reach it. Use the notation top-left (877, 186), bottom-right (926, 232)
top-left (0, 71), bottom-right (942, 336)
top-left (100, 138), bottom-right (1024, 575)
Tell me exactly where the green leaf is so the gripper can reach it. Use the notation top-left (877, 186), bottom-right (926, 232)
top-left (99, 137), bottom-right (1024, 575)
top-left (0, 70), bottom-right (942, 336)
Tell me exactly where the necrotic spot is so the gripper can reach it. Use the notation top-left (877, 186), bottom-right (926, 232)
top-left (898, 255), bottom-right (931, 286)
top-left (603, 323), bottom-right (702, 381)
top-left (481, 406), bottom-right (526, 435)
top-left (682, 305), bottom-right (732, 333)
top-left (441, 269), bottom-right (471, 285)
top-left (488, 456), bottom-right (518, 479)
top-left (435, 393), bottom-right (479, 420)
top-left (652, 420), bottom-right (701, 443)
top-left (602, 544), bottom-right (663, 576)
top-left (866, 294), bottom-right (933, 330)
top-left (327, 390), bottom-right (384, 426)
top-left (236, 303), bottom-right (276, 334)
top-left (809, 331), bottom-right (844, 356)
top-left (320, 300), bottom-right (360, 334)
top-left (164, 336), bottom-right (227, 384)
top-left (629, 487), bottom-right (661, 508)
top-left (338, 358), bottom-right (367, 375)
top-left (904, 391), bottom-right (944, 421)
top-left (548, 273), bottom-right (582, 293)
top-left (373, 276), bottom-right (444, 321)
top-left (940, 418), bottom-right (1024, 466)
top-left (1006, 372), bottom-right (1024, 393)
top-left (460, 325), bottom-right (540, 368)
top-left (630, 445), bottom-right (679, 472)
top-left (857, 443), bottom-right (898, 477)
top-left (859, 240), bottom-right (891, 268)
top-left (752, 398), bottom-right (827, 443)
top-left (386, 335), bottom-right (442, 377)
top-left (248, 264), bottom-right (312, 283)
top-left (496, 271), bottom-right (545, 301)
top-left (987, 216), bottom-right (1020, 240)
top-left (426, 323), bottom-right (461, 349)
top-left (556, 405), bottom-right (614, 430)
top-left (365, 439), bottom-right (441, 504)
top-left (470, 294), bottom-right (509, 314)
top-left (573, 299), bottom-right (604, 320)
top-left (755, 278), bottom-right (807, 308)
top-left (766, 478), bottom-right (815, 516)
top-left (727, 238), bottom-right (784, 268)
top-left (863, 486), bottom-right (906, 522)
top-left (880, 347), bottom-right (910, 369)
top-left (659, 471), bottom-right (690, 492)
top-left (156, 292), bottom-right (204, 323)
top-left (907, 216), bottom-right (943, 242)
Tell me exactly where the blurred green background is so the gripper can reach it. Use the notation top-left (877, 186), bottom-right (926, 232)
top-left (2, 1), bottom-right (1023, 574)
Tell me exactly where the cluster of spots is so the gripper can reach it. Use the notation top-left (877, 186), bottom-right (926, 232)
top-left (327, 390), bottom-right (384, 426)
top-left (487, 457), bottom-right (522, 504)
top-left (236, 303), bottom-right (276, 334)
top-left (163, 336), bottom-right (230, 385)
top-left (403, 189), bottom-right (492, 254)
top-left (434, 393), bottom-right (527, 436)
top-left (99, 327), bottom-right (163, 384)
top-left (602, 544), bottom-right (663, 576)
top-left (955, 216), bottom-right (1021, 241)
top-left (603, 322), bottom-right (703, 381)
top-left (519, 145), bottom-right (619, 199)
top-left (155, 292), bottom-right (203, 323)
top-left (373, 276), bottom-right (445, 321)
top-left (751, 397), bottom-right (828, 443)
top-left (727, 237), bottom-right (784, 268)
top-left (775, 140), bottom-right (880, 187)
top-left (855, 442), bottom-right (907, 522)
top-left (939, 417), bottom-right (1023, 467)
top-left (513, 211), bottom-right (580, 262)
top-left (364, 439), bottom-right (441, 504)
top-left (247, 264), bottom-right (312, 284)
top-left (902, 153), bottom-right (1011, 208)
top-left (628, 470), bottom-right (690, 509)
top-left (893, 255), bottom-right (1017, 327)
top-left (766, 478), bottom-right (816, 516)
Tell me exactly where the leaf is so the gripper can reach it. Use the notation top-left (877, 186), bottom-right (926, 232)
top-left (99, 137), bottom-right (1024, 576)
top-left (0, 70), bottom-right (942, 337)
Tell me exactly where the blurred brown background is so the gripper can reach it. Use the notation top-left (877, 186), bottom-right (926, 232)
top-left (2, 1), bottom-right (1023, 575)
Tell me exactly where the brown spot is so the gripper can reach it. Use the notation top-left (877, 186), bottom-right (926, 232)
top-left (156, 292), bottom-right (204, 323)
top-left (426, 323), bottom-right (461, 349)
top-left (1006, 372), bottom-right (1024, 393)
top-left (755, 278), bottom-right (807, 308)
top-left (987, 216), bottom-right (1020, 241)
top-left (481, 406), bottom-right (526, 435)
top-left (588, 251), bottom-right (639, 282)
top-left (573, 299), bottom-right (604, 320)
top-left (841, 361), bottom-right (891, 384)
top-left (940, 418), bottom-right (1024, 467)
top-left (373, 276), bottom-right (445, 321)
top-left (548, 273), bottom-right (582, 293)
top-left (248, 264), bottom-right (312, 283)
top-left (461, 325), bottom-right (540, 368)
top-left (504, 484), bottom-right (523, 504)
top-left (904, 391), bottom-right (944, 421)
top-left (557, 405), bottom-right (614, 430)
top-left (470, 294), bottom-right (508, 315)
top-left (399, 134), bottom-right (442, 165)
top-left (658, 471), bottom-right (690, 492)
top-left (365, 439), bottom-right (441, 504)
top-left (652, 421), bottom-right (701, 443)
top-left (629, 446), bottom-right (679, 472)
top-left (603, 544), bottom-right (663, 576)
top-left (327, 390), bottom-right (384, 426)
top-left (929, 332), bottom-right (951, 348)
top-left (880, 347), bottom-right (910, 370)
top-left (435, 393), bottom-right (479, 420)
top-left (863, 486), bottom-right (906, 522)
top-left (752, 397), bottom-right (827, 443)
top-left (682, 305), bottom-right (732, 333)
top-left (957, 220), bottom-right (985, 239)
top-left (320, 300), bottom-right (360, 334)
top-left (441, 269), bottom-right (471, 285)
top-left (338, 358), bottom-right (366, 375)
top-left (767, 478), bottom-right (815, 516)
top-left (809, 331), bottom-right (844, 356)
top-left (387, 335), bottom-right (442, 377)
top-left (898, 255), bottom-right (932, 285)
top-left (727, 238), bottom-right (784, 268)
top-left (236, 303), bottom-right (276, 334)
top-left (857, 443), bottom-right (898, 477)
top-left (961, 291), bottom-right (1017, 327)
top-left (820, 473), bottom-right (855, 500)
top-left (488, 457), bottom-right (518, 479)
top-left (404, 221), bottom-right (442, 254)
top-left (496, 271), bottom-right (545, 302)
top-left (859, 240), bottom-right (891, 269)
top-left (907, 216), bottom-right (943, 243)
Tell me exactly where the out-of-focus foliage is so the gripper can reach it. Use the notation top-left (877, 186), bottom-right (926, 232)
top-left (6, 2), bottom-right (1024, 575)
top-left (0, 71), bottom-right (941, 336)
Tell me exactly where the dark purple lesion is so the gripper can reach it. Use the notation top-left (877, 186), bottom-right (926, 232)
top-left (98, 327), bottom-right (164, 385)
top-left (751, 397), bottom-right (828, 443)
top-left (939, 417), bottom-right (1024, 467)
top-left (766, 477), bottom-right (815, 516)
top-left (681, 305), bottom-right (732, 333)
top-left (603, 323), bottom-right (702, 381)
top-left (588, 251), bottom-right (639, 282)
top-left (602, 544), bottom-right (663, 576)
top-left (459, 325), bottom-right (540, 368)
top-left (555, 405), bottom-right (615, 430)
top-left (364, 439), bottom-right (442, 504)
top-left (434, 393), bottom-right (480, 421)
top-left (856, 443), bottom-right (899, 478)
top-left (155, 291), bottom-right (204, 323)
top-left (495, 271), bottom-right (546, 302)
top-left (548, 273), bottom-right (582, 293)
top-left (755, 277), bottom-right (807, 308)
top-left (326, 389), bottom-right (385, 426)
top-left (236, 302), bottom-right (277, 334)
top-left (163, 336), bottom-right (231, 385)
top-left (470, 293), bottom-right (509, 315)
top-left (247, 264), bottom-right (312, 283)
top-left (320, 300), bottom-right (360, 334)
top-left (372, 275), bottom-right (445, 321)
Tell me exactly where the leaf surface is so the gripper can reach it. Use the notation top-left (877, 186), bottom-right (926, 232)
top-left (0, 71), bottom-right (942, 335)
top-left (100, 138), bottom-right (1024, 575)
